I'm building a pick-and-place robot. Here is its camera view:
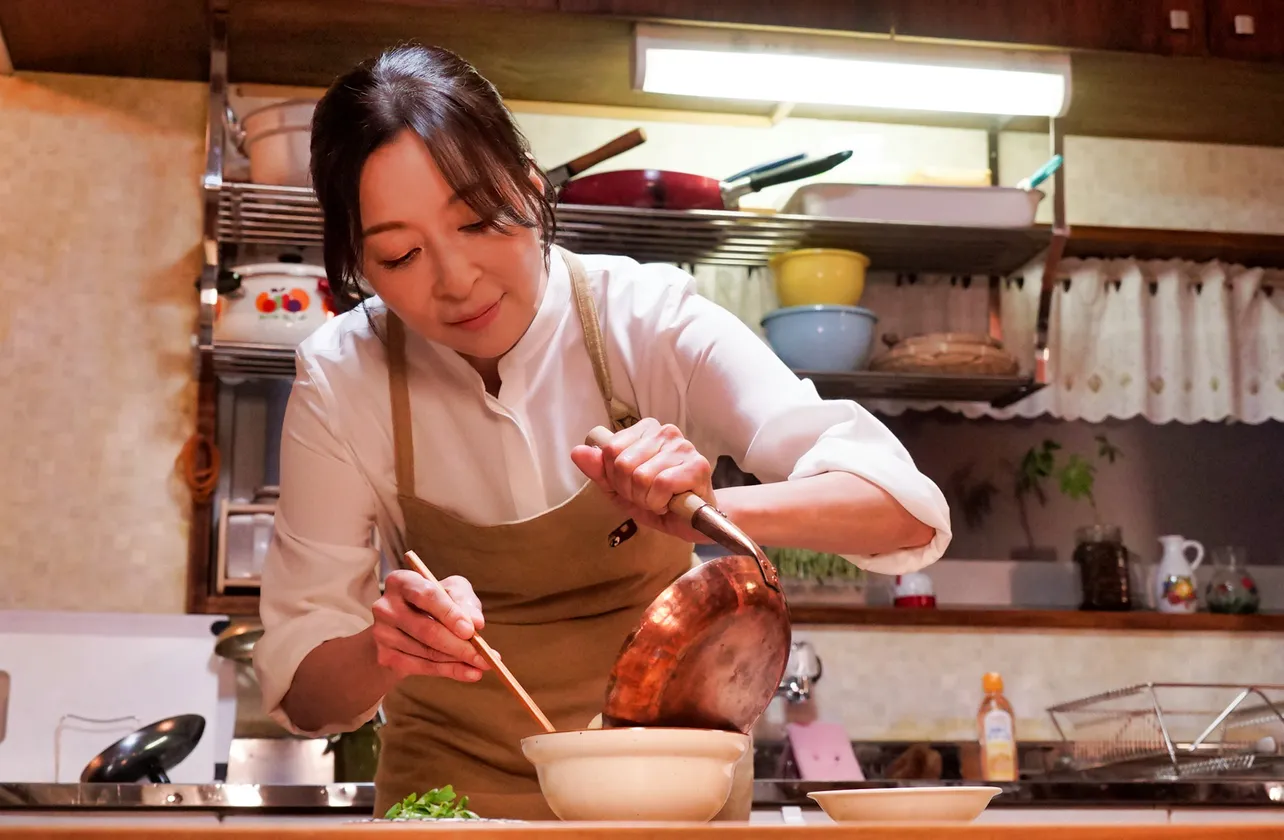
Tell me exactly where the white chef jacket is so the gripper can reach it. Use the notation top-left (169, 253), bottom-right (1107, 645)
top-left (255, 250), bottom-right (951, 734)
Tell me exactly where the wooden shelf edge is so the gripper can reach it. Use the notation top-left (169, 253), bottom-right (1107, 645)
top-left (789, 605), bottom-right (1284, 632)
top-left (1066, 225), bottom-right (1284, 270)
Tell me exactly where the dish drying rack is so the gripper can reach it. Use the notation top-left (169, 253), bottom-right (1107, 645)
top-left (1047, 683), bottom-right (1284, 780)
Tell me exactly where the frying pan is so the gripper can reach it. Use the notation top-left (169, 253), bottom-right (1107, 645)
top-left (584, 426), bottom-right (791, 734)
top-left (558, 150), bottom-right (852, 211)
top-left (544, 128), bottom-right (647, 189)
top-left (81, 715), bottom-right (206, 783)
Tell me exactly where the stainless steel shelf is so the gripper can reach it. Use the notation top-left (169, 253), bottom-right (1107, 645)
top-left (205, 340), bottom-right (1042, 406)
top-left (218, 182), bottom-right (1053, 274)
top-left (207, 342), bottom-right (297, 379)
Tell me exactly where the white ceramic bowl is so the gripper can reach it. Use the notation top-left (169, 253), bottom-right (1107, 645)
top-left (520, 728), bottom-right (748, 822)
top-left (807, 786), bottom-right (1003, 823)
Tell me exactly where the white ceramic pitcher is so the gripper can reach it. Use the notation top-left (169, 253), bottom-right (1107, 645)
top-left (1154, 535), bottom-right (1205, 614)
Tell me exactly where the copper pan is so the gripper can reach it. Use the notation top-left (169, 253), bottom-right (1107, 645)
top-left (583, 427), bottom-right (792, 734)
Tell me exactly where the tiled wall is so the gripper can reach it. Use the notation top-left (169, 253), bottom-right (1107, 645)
top-left (0, 72), bottom-right (206, 613)
top-left (794, 625), bottom-right (1284, 741)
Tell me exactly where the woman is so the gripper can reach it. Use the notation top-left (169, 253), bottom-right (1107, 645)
top-left (254, 44), bottom-right (951, 821)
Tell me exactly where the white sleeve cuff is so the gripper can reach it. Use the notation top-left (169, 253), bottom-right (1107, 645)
top-left (787, 426), bottom-right (952, 575)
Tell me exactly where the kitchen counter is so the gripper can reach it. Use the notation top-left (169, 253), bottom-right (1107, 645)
top-left (0, 823), bottom-right (1281, 838)
top-left (3, 780), bottom-right (1284, 814)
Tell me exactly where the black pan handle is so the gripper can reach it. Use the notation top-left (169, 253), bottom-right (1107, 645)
top-left (748, 149), bottom-right (853, 191)
top-left (723, 152), bottom-right (806, 183)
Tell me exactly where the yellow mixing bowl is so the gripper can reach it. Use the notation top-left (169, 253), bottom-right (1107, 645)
top-left (769, 248), bottom-right (870, 308)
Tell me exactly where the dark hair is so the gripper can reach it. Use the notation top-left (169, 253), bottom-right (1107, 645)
top-left (310, 44), bottom-right (556, 312)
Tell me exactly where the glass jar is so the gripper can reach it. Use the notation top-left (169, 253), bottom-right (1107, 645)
top-left (1074, 524), bottom-right (1133, 611)
top-left (1205, 546), bottom-right (1260, 615)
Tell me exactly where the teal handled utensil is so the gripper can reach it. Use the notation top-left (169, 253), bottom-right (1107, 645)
top-left (1017, 154), bottom-right (1064, 191)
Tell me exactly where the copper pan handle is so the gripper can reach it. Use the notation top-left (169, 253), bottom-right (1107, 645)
top-left (583, 426), bottom-right (781, 590)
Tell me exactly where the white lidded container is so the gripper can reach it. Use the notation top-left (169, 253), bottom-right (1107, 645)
top-left (783, 183), bottom-right (1044, 228)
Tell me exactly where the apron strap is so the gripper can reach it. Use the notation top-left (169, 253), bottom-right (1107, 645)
top-left (560, 247), bottom-right (639, 432)
top-left (386, 313), bottom-right (418, 498)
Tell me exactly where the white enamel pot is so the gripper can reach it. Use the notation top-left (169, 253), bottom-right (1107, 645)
top-left (214, 262), bottom-right (335, 346)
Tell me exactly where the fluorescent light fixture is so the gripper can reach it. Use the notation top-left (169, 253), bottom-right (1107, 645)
top-left (633, 24), bottom-right (1072, 118)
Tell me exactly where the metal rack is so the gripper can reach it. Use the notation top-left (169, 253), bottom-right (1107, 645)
top-left (211, 187), bottom-right (1065, 401)
top-left (218, 182), bottom-right (1054, 273)
top-left (195, 1), bottom-right (1068, 404)
top-left (1047, 683), bottom-right (1284, 780)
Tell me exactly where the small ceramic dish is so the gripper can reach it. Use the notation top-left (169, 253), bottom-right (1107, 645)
top-left (807, 786), bottom-right (1004, 823)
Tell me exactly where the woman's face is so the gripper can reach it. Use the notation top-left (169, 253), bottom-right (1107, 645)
top-left (358, 130), bottom-right (546, 360)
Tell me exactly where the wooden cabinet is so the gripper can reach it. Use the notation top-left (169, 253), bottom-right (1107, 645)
top-left (378, 0), bottom-right (557, 9)
top-left (1207, 0), bottom-right (1284, 61)
top-left (561, 1), bottom-right (1284, 63)
top-left (887, 0), bottom-right (1207, 57)
top-left (556, 0), bottom-right (892, 34)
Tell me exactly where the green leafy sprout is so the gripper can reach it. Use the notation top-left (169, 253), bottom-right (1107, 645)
top-left (384, 786), bottom-right (480, 821)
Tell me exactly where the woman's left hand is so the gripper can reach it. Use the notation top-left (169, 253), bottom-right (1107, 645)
top-left (571, 418), bottom-right (715, 543)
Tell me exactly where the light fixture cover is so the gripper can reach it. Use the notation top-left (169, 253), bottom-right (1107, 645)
top-left (633, 24), bottom-right (1072, 119)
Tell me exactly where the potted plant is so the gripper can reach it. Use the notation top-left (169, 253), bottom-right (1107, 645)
top-left (767, 546), bottom-right (866, 605)
top-left (945, 436), bottom-right (1127, 567)
top-left (1015, 435), bottom-right (1132, 610)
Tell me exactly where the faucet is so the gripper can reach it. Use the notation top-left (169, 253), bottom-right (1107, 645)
top-left (776, 640), bottom-right (822, 704)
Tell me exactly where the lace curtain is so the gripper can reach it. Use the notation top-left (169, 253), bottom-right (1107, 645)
top-left (683, 258), bottom-right (1284, 424)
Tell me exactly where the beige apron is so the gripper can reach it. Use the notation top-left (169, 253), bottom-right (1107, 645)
top-left (372, 248), bottom-right (754, 821)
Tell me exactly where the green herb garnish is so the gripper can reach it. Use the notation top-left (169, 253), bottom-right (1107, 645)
top-left (384, 786), bottom-right (480, 821)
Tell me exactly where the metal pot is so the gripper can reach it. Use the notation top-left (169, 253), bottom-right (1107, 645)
top-left (214, 262), bottom-right (334, 346)
top-left (214, 620), bottom-right (264, 666)
top-left (226, 99), bottom-right (317, 186)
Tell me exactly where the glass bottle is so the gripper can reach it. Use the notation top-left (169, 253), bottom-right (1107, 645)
top-left (1074, 524), bottom-right (1133, 611)
top-left (1205, 546), bottom-right (1260, 615)
top-left (978, 672), bottom-right (1017, 781)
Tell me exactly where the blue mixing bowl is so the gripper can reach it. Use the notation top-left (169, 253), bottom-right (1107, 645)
top-left (760, 305), bottom-right (879, 372)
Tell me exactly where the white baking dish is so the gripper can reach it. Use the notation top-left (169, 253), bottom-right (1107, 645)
top-left (783, 183), bottom-right (1044, 228)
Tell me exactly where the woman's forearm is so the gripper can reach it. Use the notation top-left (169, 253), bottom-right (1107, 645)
top-left (716, 472), bottom-right (936, 557)
top-left (279, 626), bottom-right (397, 734)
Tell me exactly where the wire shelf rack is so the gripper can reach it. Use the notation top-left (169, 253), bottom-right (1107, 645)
top-left (217, 182), bottom-right (1054, 273)
top-left (1047, 682), bottom-right (1284, 780)
top-left (211, 183), bottom-right (1055, 404)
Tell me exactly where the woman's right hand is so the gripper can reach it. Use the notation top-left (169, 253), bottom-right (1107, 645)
top-left (371, 570), bottom-right (493, 682)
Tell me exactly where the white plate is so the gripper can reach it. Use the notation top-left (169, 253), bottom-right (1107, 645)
top-left (807, 786), bottom-right (1004, 823)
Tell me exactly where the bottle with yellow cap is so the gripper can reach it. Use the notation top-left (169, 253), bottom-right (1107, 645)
top-left (977, 672), bottom-right (1017, 781)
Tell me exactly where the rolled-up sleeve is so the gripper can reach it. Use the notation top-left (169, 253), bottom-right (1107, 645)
top-left (253, 352), bottom-right (385, 735)
top-left (643, 268), bottom-right (951, 574)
